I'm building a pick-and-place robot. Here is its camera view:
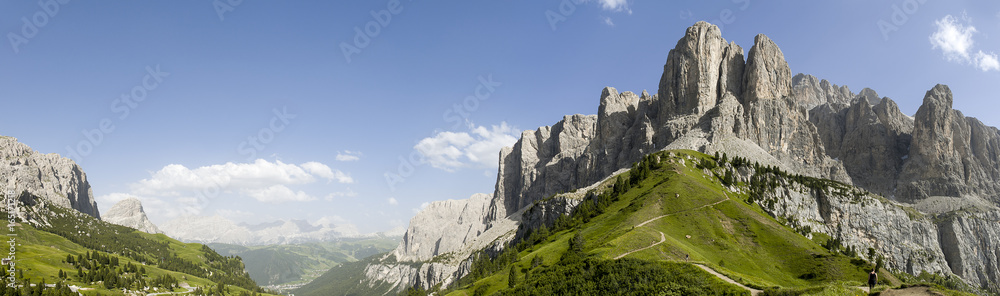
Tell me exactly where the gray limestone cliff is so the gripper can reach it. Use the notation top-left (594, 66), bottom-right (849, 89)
top-left (103, 197), bottom-right (162, 234)
top-left (0, 136), bottom-right (99, 218)
top-left (897, 85), bottom-right (1000, 204)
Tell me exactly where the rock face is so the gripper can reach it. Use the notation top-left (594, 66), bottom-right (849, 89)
top-left (791, 73), bottom-right (853, 110)
top-left (809, 96), bottom-right (914, 198)
top-left (103, 197), bottom-right (161, 234)
top-left (363, 21), bottom-right (1000, 292)
top-left (897, 85), bottom-right (1000, 204)
top-left (0, 136), bottom-right (99, 218)
top-left (394, 193), bottom-right (493, 262)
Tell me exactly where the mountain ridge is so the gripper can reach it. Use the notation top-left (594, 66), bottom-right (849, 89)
top-left (350, 21), bottom-right (1000, 293)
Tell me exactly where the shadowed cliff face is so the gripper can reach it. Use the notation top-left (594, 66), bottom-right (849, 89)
top-left (0, 136), bottom-right (100, 219)
top-left (897, 85), bottom-right (1000, 203)
top-left (373, 21), bottom-right (1000, 292)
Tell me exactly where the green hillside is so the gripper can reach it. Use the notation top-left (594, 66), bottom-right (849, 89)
top-left (1, 195), bottom-right (280, 296)
top-left (208, 237), bottom-right (397, 287)
top-left (303, 150), bottom-right (979, 296)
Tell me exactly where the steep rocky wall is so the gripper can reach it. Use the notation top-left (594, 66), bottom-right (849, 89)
top-left (898, 85), bottom-right (1000, 204)
top-left (0, 136), bottom-right (99, 218)
top-left (808, 96), bottom-right (914, 198)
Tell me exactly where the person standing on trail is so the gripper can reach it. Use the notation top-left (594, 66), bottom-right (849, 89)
top-left (868, 269), bottom-right (878, 291)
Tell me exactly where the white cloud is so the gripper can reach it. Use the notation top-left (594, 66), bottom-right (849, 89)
top-left (975, 51), bottom-right (1000, 71)
top-left (387, 197), bottom-right (399, 206)
top-left (245, 185), bottom-right (316, 203)
top-left (102, 159), bottom-right (354, 221)
top-left (930, 15), bottom-right (977, 61)
top-left (930, 14), bottom-right (999, 72)
top-left (312, 215), bottom-right (360, 237)
top-left (596, 0), bottom-right (631, 14)
top-left (602, 16), bottom-right (615, 27)
top-left (325, 189), bottom-right (358, 201)
top-left (411, 202), bottom-right (430, 214)
top-left (97, 192), bottom-right (136, 206)
top-left (336, 150), bottom-right (362, 162)
top-left (414, 122), bottom-right (519, 172)
top-left (130, 159), bottom-right (352, 196)
top-left (301, 161), bottom-right (354, 183)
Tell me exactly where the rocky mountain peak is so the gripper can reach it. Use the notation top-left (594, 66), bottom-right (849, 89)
top-left (858, 87), bottom-right (881, 105)
top-left (0, 136), bottom-right (99, 218)
top-left (921, 84), bottom-right (954, 111)
top-left (658, 21), bottom-right (731, 117)
top-left (103, 197), bottom-right (162, 234)
top-left (743, 34), bottom-right (791, 102)
top-left (896, 84), bottom-right (1000, 203)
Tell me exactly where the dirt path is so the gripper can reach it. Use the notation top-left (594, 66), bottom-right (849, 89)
top-left (617, 196), bottom-right (764, 294)
top-left (879, 286), bottom-right (942, 296)
top-left (635, 198), bottom-right (728, 228)
top-left (146, 283), bottom-right (195, 296)
top-left (694, 264), bottom-right (763, 296)
top-left (614, 231), bottom-right (665, 260)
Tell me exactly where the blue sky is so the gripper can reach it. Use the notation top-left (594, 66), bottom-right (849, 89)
top-left (2, 1), bottom-right (998, 234)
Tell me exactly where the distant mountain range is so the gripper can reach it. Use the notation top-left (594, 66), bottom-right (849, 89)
top-left (159, 214), bottom-right (403, 246)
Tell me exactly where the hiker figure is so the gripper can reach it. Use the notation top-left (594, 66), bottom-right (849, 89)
top-left (685, 254), bottom-right (689, 261)
top-left (867, 269), bottom-right (877, 291)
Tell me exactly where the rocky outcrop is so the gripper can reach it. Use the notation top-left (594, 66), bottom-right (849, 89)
top-left (936, 210), bottom-right (1000, 290)
top-left (394, 193), bottom-right (493, 262)
top-left (743, 171), bottom-right (951, 277)
top-left (743, 34), bottom-right (792, 103)
top-left (897, 85), bottom-right (1000, 204)
top-left (103, 197), bottom-right (161, 234)
top-left (0, 136), bottom-right (99, 218)
top-left (791, 73), bottom-right (853, 110)
top-left (808, 96), bottom-right (914, 198)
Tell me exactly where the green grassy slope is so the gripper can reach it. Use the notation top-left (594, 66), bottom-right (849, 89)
top-left (2, 199), bottom-right (280, 296)
top-left (440, 150), bottom-right (875, 295)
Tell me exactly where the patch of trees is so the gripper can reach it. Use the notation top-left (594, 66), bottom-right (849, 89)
top-left (502, 257), bottom-right (747, 296)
